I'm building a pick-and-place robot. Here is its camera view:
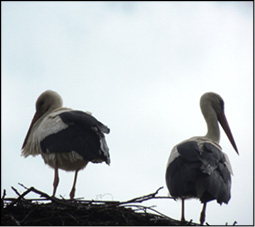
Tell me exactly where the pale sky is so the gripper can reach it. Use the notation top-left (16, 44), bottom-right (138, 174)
top-left (2, 1), bottom-right (253, 225)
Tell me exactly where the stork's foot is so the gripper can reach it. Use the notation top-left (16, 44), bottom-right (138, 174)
top-left (69, 187), bottom-right (75, 200)
top-left (200, 203), bottom-right (207, 225)
top-left (200, 214), bottom-right (205, 225)
top-left (52, 178), bottom-right (59, 197)
top-left (181, 198), bottom-right (185, 223)
top-left (69, 170), bottom-right (79, 200)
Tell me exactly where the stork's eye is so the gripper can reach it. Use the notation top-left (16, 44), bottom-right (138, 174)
top-left (219, 99), bottom-right (224, 110)
top-left (39, 100), bottom-right (44, 107)
top-left (37, 100), bottom-right (45, 110)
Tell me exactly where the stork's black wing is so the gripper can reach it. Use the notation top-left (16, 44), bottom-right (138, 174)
top-left (166, 141), bottom-right (231, 204)
top-left (199, 142), bottom-right (231, 204)
top-left (40, 111), bottom-right (110, 165)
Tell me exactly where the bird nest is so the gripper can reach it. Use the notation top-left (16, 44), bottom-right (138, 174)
top-left (1, 185), bottom-right (198, 226)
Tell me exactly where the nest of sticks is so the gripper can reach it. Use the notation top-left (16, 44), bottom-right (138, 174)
top-left (1, 184), bottom-right (200, 226)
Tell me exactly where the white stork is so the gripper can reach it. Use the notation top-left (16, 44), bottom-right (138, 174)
top-left (165, 92), bottom-right (239, 225)
top-left (22, 90), bottom-right (110, 199)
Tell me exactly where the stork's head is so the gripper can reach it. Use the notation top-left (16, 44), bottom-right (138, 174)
top-left (200, 92), bottom-right (239, 155)
top-left (22, 90), bottom-right (63, 149)
top-left (35, 90), bottom-right (63, 115)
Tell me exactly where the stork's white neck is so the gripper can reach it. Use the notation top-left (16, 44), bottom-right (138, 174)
top-left (201, 103), bottom-right (220, 143)
top-left (205, 113), bottom-right (220, 143)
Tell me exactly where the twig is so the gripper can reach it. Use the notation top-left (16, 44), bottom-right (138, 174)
top-left (11, 186), bottom-right (21, 197)
top-left (18, 183), bottom-right (29, 190)
top-left (1, 189), bottom-right (7, 209)
top-left (60, 195), bottom-right (65, 199)
top-left (9, 213), bottom-right (21, 226)
top-left (7, 186), bottom-right (61, 208)
top-left (123, 204), bottom-right (173, 220)
top-left (1, 189), bottom-right (6, 200)
top-left (66, 212), bottom-right (79, 224)
top-left (118, 186), bottom-right (171, 205)
top-left (20, 208), bottom-right (35, 224)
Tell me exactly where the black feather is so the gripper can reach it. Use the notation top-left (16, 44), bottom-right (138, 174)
top-left (166, 140), bottom-right (231, 204)
top-left (40, 111), bottom-right (110, 164)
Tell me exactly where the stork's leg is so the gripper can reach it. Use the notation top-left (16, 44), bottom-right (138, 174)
top-left (200, 202), bottom-right (207, 225)
top-left (69, 170), bottom-right (79, 200)
top-left (181, 198), bottom-right (185, 222)
top-left (52, 160), bottom-right (59, 197)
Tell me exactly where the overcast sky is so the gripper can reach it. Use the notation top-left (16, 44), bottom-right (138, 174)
top-left (2, 1), bottom-right (253, 225)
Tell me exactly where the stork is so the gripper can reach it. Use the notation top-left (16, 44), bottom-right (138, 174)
top-left (165, 92), bottom-right (239, 225)
top-left (22, 90), bottom-right (110, 199)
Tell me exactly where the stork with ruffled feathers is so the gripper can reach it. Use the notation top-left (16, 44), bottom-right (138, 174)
top-left (166, 92), bottom-right (239, 225)
top-left (22, 90), bottom-right (110, 199)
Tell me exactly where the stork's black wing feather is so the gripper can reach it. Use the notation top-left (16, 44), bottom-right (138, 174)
top-left (166, 141), bottom-right (201, 198)
top-left (60, 110), bottom-right (110, 134)
top-left (200, 143), bottom-right (231, 203)
top-left (40, 111), bottom-right (110, 164)
top-left (166, 140), bottom-right (231, 204)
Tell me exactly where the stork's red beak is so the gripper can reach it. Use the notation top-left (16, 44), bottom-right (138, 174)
top-left (217, 112), bottom-right (239, 155)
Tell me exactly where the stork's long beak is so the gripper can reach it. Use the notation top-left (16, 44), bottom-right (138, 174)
top-left (22, 110), bottom-right (42, 149)
top-left (217, 112), bottom-right (239, 155)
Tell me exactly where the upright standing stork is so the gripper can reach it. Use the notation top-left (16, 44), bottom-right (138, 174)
top-left (165, 92), bottom-right (239, 225)
top-left (22, 90), bottom-right (110, 199)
